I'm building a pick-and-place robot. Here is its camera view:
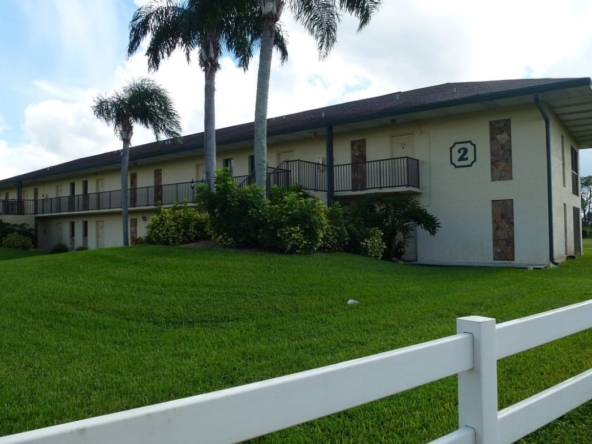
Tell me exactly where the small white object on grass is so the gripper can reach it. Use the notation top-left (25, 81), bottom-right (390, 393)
top-left (347, 299), bottom-right (359, 305)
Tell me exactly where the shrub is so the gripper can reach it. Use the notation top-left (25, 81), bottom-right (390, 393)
top-left (1, 232), bottom-right (34, 250)
top-left (75, 246), bottom-right (89, 251)
top-left (346, 218), bottom-right (383, 257)
top-left (320, 203), bottom-right (349, 253)
top-left (132, 236), bottom-right (145, 245)
top-left (359, 227), bottom-right (385, 259)
top-left (0, 220), bottom-right (36, 247)
top-left (193, 211), bottom-right (210, 240)
top-left (197, 170), bottom-right (266, 248)
top-left (346, 194), bottom-right (440, 260)
top-left (267, 184), bottom-right (315, 203)
top-left (49, 243), bottom-right (69, 254)
top-left (147, 201), bottom-right (210, 246)
top-left (263, 187), bottom-right (328, 254)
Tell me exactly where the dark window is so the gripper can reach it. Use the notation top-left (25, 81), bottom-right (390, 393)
top-left (82, 221), bottom-right (88, 237)
top-left (82, 180), bottom-right (88, 194)
top-left (69, 221), bottom-right (75, 238)
top-left (571, 147), bottom-right (579, 196)
top-left (68, 183), bottom-right (76, 212)
top-left (223, 158), bottom-right (234, 175)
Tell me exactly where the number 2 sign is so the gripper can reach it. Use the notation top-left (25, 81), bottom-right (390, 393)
top-left (450, 141), bottom-right (476, 168)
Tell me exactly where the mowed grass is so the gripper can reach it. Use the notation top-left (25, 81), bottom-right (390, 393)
top-left (0, 247), bottom-right (46, 261)
top-left (1, 242), bottom-right (591, 443)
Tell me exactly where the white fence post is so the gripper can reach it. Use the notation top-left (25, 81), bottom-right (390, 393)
top-left (457, 316), bottom-right (498, 444)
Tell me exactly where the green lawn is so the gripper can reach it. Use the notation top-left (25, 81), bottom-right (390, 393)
top-left (1, 242), bottom-right (591, 442)
top-left (0, 247), bottom-right (46, 261)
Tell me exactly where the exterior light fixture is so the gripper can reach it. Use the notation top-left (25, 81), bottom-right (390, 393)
top-left (142, 216), bottom-right (147, 222)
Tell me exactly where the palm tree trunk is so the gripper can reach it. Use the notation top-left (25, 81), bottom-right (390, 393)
top-left (121, 137), bottom-right (131, 247)
top-left (204, 65), bottom-right (217, 189)
top-left (254, 14), bottom-right (278, 190)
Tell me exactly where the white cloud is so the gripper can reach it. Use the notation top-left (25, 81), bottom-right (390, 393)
top-left (0, 89), bottom-right (121, 180)
top-left (3, 0), bottom-right (592, 181)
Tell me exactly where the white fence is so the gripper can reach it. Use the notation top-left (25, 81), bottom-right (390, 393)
top-left (1, 300), bottom-right (591, 444)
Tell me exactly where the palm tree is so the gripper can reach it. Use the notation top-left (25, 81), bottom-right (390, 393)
top-left (254, 0), bottom-right (382, 188)
top-left (128, 0), bottom-right (288, 190)
top-left (92, 78), bottom-right (181, 246)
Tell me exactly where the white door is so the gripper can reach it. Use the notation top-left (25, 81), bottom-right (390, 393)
top-left (96, 221), bottom-right (105, 248)
top-left (196, 164), bottom-right (205, 182)
top-left (277, 151), bottom-right (294, 186)
top-left (96, 179), bottom-right (106, 209)
top-left (391, 134), bottom-right (415, 186)
top-left (391, 134), bottom-right (414, 158)
top-left (277, 151), bottom-right (293, 167)
top-left (55, 222), bottom-right (63, 245)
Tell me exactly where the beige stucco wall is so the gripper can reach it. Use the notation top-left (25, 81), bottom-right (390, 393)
top-left (37, 208), bottom-right (155, 251)
top-left (412, 105), bottom-right (549, 265)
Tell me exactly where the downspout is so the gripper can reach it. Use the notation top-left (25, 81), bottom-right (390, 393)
top-left (534, 94), bottom-right (559, 266)
top-left (325, 126), bottom-right (334, 206)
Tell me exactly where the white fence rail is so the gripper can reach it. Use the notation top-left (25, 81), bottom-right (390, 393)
top-left (1, 300), bottom-right (591, 444)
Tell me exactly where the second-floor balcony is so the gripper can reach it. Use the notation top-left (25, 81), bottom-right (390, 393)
top-left (1, 181), bottom-right (198, 217)
top-left (0, 156), bottom-right (420, 217)
top-left (231, 157), bottom-right (420, 194)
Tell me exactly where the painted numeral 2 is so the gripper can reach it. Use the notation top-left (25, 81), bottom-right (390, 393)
top-left (457, 147), bottom-right (469, 162)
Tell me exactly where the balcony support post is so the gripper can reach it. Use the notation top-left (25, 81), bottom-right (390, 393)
top-left (325, 126), bottom-right (334, 205)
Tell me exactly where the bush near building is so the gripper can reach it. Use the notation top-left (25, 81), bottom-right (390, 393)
top-left (195, 171), bottom-right (439, 259)
top-left (345, 194), bottom-right (440, 261)
top-left (147, 201), bottom-right (209, 246)
top-left (0, 220), bottom-right (36, 247)
top-left (1, 232), bottom-right (34, 250)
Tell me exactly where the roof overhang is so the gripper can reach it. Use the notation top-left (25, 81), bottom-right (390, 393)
top-left (3, 79), bottom-right (592, 188)
top-left (261, 84), bottom-right (592, 149)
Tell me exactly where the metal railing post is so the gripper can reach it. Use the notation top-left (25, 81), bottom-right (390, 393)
top-left (457, 316), bottom-right (498, 444)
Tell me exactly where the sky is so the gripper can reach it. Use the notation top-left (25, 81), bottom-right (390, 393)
top-left (2, 0), bottom-right (592, 181)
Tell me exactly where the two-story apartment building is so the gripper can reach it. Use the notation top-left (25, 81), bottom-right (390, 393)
top-left (1, 78), bottom-right (591, 267)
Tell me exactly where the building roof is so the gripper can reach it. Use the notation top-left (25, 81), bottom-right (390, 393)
top-left (2, 77), bottom-right (591, 186)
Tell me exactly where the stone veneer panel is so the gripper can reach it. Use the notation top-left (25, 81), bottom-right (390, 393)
top-left (490, 119), bottom-right (513, 181)
top-left (492, 199), bottom-right (515, 261)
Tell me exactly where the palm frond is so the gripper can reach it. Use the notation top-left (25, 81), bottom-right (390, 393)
top-left (338, 0), bottom-right (382, 30)
top-left (129, 0), bottom-right (286, 73)
top-left (273, 22), bottom-right (289, 64)
top-left (221, 1), bottom-right (289, 70)
top-left (124, 79), bottom-right (182, 140)
top-left (291, 0), bottom-right (340, 59)
top-left (128, 0), bottom-right (202, 70)
top-left (92, 79), bottom-right (181, 142)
